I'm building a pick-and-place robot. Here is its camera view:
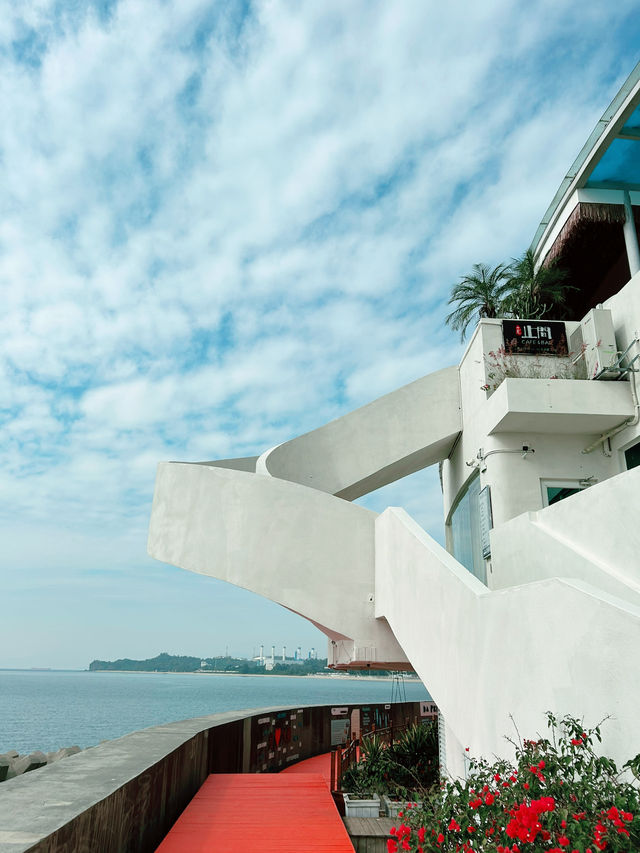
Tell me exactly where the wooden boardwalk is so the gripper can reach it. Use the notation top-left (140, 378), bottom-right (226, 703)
top-left (156, 760), bottom-right (353, 852)
top-left (279, 750), bottom-right (332, 784)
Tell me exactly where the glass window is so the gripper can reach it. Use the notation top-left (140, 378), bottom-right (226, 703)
top-left (541, 480), bottom-right (585, 507)
top-left (585, 138), bottom-right (640, 189)
top-left (621, 104), bottom-right (640, 135)
top-left (625, 442), bottom-right (640, 470)
top-left (546, 485), bottom-right (581, 505)
top-left (449, 474), bottom-right (486, 584)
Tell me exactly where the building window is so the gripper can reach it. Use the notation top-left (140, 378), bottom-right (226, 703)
top-left (448, 473), bottom-right (486, 584)
top-left (624, 441), bottom-right (640, 470)
top-left (541, 480), bottom-right (585, 507)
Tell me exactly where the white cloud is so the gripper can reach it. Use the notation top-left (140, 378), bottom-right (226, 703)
top-left (1, 0), bottom-right (639, 666)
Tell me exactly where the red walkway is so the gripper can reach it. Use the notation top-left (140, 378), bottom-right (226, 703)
top-left (156, 755), bottom-right (352, 852)
top-left (279, 750), bottom-right (332, 785)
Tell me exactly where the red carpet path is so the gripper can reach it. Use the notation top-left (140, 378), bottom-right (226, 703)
top-left (156, 754), bottom-right (353, 852)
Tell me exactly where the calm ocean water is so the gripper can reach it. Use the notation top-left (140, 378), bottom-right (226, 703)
top-left (0, 670), bottom-right (429, 754)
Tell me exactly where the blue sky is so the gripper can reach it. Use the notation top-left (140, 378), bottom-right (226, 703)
top-left (2, 1), bottom-right (639, 669)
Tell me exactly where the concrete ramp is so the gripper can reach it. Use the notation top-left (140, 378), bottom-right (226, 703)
top-left (149, 363), bottom-right (462, 668)
top-left (257, 365), bottom-right (461, 499)
top-left (489, 466), bottom-right (640, 602)
top-left (374, 506), bottom-right (640, 774)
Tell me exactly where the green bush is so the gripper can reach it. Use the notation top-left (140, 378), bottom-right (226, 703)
top-left (341, 723), bottom-right (439, 799)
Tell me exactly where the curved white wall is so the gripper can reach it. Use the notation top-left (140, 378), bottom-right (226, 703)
top-left (148, 461), bottom-right (409, 668)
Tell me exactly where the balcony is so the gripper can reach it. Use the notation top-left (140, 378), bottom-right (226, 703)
top-left (485, 377), bottom-right (635, 434)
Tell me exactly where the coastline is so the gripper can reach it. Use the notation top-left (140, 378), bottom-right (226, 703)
top-left (87, 670), bottom-right (413, 682)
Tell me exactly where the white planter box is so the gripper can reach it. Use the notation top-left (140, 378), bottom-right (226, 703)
top-left (343, 793), bottom-right (381, 817)
top-left (382, 795), bottom-right (423, 818)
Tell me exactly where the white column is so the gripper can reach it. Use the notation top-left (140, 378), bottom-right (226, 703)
top-left (623, 190), bottom-right (640, 277)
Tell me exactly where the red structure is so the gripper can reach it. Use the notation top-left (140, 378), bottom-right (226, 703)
top-left (156, 764), bottom-right (353, 852)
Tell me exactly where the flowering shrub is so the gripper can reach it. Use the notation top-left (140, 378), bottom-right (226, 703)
top-left (387, 713), bottom-right (640, 853)
top-left (482, 345), bottom-right (586, 395)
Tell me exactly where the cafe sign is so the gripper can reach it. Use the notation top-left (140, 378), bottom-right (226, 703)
top-left (502, 319), bottom-right (567, 355)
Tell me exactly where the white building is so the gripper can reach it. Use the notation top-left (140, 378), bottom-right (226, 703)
top-left (149, 62), bottom-right (640, 778)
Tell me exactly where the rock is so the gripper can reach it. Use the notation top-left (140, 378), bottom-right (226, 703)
top-left (6, 755), bottom-right (30, 779)
top-left (46, 746), bottom-right (81, 764)
top-left (6, 752), bottom-right (47, 779)
top-left (1, 745), bottom-right (83, 781)
top-left (24, 751), bottom-right (47, 772)
top-left (0, 756), bottom-right (10, 783)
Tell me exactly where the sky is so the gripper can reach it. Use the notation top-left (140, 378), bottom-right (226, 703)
top-left (1, 0), bottom-right (639, 669)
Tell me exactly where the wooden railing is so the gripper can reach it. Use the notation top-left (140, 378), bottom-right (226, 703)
top-left (331, 716), bottom-right (426, 791)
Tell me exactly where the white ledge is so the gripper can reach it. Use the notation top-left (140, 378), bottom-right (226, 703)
top-left (486, 377), bottom-right (635, 434)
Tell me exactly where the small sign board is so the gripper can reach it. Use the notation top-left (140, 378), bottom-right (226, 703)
top-left (331, 718), bottom-right (351, 746)
top-left (502, 320), bottom-right (567, 355)
top-left (421, 701), bottom-right (438, 717)
top-left (479, 485), bottom-right (493, 559)
top-left (331, 706), bottom-right (348, 716)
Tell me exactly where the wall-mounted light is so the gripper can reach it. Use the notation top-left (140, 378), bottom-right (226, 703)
top-left (468, 445), bottom-right (536, 473)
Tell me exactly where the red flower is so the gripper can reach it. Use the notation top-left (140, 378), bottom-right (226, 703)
top-left (417, 828), bottom-right (425, 844)
top-left (571, 738), bottom-right (583, 746)
top-left (485, 793), bottom-right (495, 805)
top-left (558, 836), bottom-right (570, 847)
top-left (387, 840), bottom-right (398, 853)
top-left (436, 833), bottom-right (444, 845)
top-left (448, 818), bottom-right (461, 832)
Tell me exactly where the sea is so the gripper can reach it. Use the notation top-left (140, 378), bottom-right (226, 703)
top-left (0, 670), bottom-right (430, 755)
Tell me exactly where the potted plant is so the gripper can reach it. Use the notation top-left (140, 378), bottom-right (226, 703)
top-left (382, 722), bottom-right (438, 816)
top-left (342, 791), bottom-right (382, 818)
top-left (341, 735), bottom-right (389, 817)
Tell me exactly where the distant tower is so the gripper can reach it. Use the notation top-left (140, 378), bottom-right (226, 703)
top-left (271, 645), bottom-right (275, 664)
top-left (296, 645), bottom-right (302, 660)
top-left (311, 647), bottom-right (316, 659)
top-left (282, 645), bottom-right (286, 661)
top-left (259, 644), bottom-right (264, 665)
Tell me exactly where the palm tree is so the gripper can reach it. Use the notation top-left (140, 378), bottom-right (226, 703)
top-left (505, 249), bottom-right (573, 319)
top-left (445, 262), bottom-right (512, 341)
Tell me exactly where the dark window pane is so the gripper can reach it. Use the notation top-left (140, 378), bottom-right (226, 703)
top-left (625, 442), bottom-right (640, 470)
top-left (547, 486), bottom-right (581, 506)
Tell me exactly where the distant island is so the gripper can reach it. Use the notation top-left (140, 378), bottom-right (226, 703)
top-left (88, 652), bottom-right (404, 677)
